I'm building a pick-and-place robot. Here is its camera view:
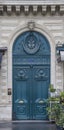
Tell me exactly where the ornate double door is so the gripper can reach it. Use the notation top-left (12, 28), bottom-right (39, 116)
top-left (12, 31), bottom-right (50, 120)
top-left (13, 65), bottom-right (50, 120)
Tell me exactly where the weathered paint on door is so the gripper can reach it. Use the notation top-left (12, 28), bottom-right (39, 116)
top-left (12, 31), bottom-right (50, 120)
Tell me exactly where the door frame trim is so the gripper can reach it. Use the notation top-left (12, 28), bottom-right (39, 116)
top-left (7, 22), bottom-right (55, 120)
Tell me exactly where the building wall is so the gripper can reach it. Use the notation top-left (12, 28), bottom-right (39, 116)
top-left (0, 14), bottom-right (64, 120)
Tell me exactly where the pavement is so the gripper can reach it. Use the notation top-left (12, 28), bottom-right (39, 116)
top-left (0, 121), bottom-right (57, 130)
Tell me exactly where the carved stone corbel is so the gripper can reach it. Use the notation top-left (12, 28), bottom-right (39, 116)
top-left (24, 5), bottom-right (29, 15)
top-left (15, 5), bottom-right (21, 15)
top-left (51, 5), bottom-right (56, 15)
top-left (60, 5), bottom-right (64, 15)
top-left (33, 6), bottom-right (38, 15)
top-left (7, 5), bottom-right (12, 15)
top-left (41, 5), bottom-right (47, 15)
top-left (28, 21), bottom-right (35, 30)
top-left (0, 5), bottom-right (3, 14)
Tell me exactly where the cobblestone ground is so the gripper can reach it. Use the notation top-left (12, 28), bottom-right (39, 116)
top-left (0, 122), bottom-right (57, 130)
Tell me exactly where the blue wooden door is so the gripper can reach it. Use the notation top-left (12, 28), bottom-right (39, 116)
top-left (12, 31), bottom-right (50, 120)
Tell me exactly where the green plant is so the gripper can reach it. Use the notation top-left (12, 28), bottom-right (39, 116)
top-left (47, 90), bottom-right (64, 129)
top-left (49, 84), bottom-right (56, 93)
top-left (55, 104), bottom-right (64, 128)
top-left (46, 106), bottom-right (56, 120)
top-left (60, 91), bottom-right (64, 104)
top-left (47, 101), bottom-right (64, 128)
top-left (46, 97), bottom-right (60, 121)
top-left (48, 97), bottom-right (60, 102)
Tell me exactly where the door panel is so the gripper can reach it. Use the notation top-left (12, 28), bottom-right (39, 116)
top-left (32, 66), bottom-right (49, 119)
top-left (13, 66), bottom-right (30, 119)
top-left (13, 65), bottom-right (49, 120)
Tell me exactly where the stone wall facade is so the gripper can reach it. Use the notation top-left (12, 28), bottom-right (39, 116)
top-left (0, 9), bottom-right (64, 120)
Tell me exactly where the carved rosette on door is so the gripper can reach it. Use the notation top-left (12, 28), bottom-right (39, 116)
top-left (15, 69), bottom-right (28, 81)
top-left (23, 32), bottom-right (41, 54)
top-left (35, 69), bottom-right (48, 81)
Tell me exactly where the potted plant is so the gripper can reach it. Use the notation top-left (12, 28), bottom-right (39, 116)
top-left (49, 84), bottom-right (56, 97)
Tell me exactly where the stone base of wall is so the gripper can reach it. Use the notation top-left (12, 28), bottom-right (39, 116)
top-left (0, 104), bottom-right (12, 120)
